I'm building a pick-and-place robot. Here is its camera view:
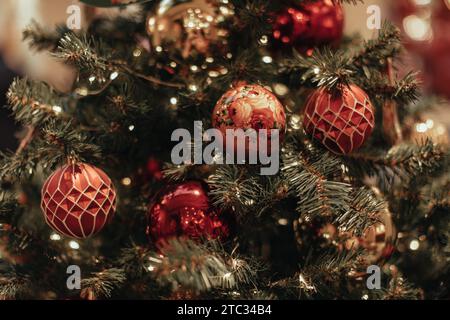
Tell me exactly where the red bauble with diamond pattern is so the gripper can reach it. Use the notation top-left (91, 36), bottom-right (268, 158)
top-left (41, 163), bottom-right (116, 239)
top-left (303, 84), bottom-right (375, 154)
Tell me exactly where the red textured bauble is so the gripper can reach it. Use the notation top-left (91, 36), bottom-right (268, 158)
top-left (41, 163), bottom-right (116, 239)
top-left (212, 83), bottom-right (286, 153)
top-left (303, 84), bottom-right (375, 154)
top-left (272, 0), bottom-right (344, 53)
top-left (147, 181), bottom-right (233, 244)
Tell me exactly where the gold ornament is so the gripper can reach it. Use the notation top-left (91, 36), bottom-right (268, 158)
top-left (359, 208), bottom-right (396, 264)
top-left (322, 187), bottom-right (396, 264)
top-left (146, 0), bottom-right (232, 58)
top-left (342, 187), bottom-right (396, 264)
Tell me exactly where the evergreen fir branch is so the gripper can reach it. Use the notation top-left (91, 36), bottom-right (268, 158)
top-left (375, 277), bottom-right (422, 300)
top-left (353, 21), bottom-right (401, 69)
top-left (282, 142), bottom-right (351, 218)
top-left (107, 83), bottom-right (152, 115)
top-left (148, 239), bottom-right (256, 292)
top-left (56, 34), bottom-right (184, 88)
top-left (0, 267), bottom-right (33, 300)
top-left (162, 161), bottom-right (212, 182)
top-left (359, 70), bottom-right (420, 105)
top-left (37, 120), bottom-right (102, 168)
top-left (0, 193), bottom-right (21, 225)
top-left (208, 165), bottom-right (263, 215)
top-left (117, 245), bottom-right (151, 279)
top-left (218, 49), bottom-right (276, 85)
top-left (0, 149), bottom-right (38, 181)
top-left (81, 268), bottom-right (126, 299)
top-left (6, 78), bottom-right (66, 126)
top-left (271, 249), bottom-right (363, 299)
top-left (284, 48), bottom-right (354, 90)
top-left (300, 249), bottom-right (364, 299)
top-left (23, 20), bottom-right (69, 52)
top-left (54, 33), bottom-right (108, 71)
top-left (230, 0), bottom-right (272, 40)
top-left (346, 140), bottom-right (446, 186)
top-left (269, 273), bottom-right (317, 300)
top-left (334, 187), bottom-right (385, 236)
top-left (162, 163), bottom-right (196, 182)
top-left (392, 71), bottom-right (420, 105)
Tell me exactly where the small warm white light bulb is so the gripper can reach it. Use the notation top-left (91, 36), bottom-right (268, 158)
top-left (50, 233), bottom-right (61, 241)
top-left (262, 56), bottom-right (273, 64)
top-left (121, 177), bottom-right (132, 186)
top-left (52, 106), bottom-right (62, 113)
top-left (110, 71), bottom-right (119, 80)
top-left (69, 240), bottom-right (80, 250)
top-left (409, 239), bottom-right (420, 251)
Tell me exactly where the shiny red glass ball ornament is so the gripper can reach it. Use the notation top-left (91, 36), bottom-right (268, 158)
top-left (272, 0), bottom-right (344, 53)
top-left (147, 181), bottom-right (233, 244)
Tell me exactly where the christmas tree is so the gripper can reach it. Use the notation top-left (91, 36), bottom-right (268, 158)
top-left (0, 0), bottom-right (448, 300)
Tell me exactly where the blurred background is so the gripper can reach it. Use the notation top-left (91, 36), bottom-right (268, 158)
top-left (0, 0), bottom-right (449, 151)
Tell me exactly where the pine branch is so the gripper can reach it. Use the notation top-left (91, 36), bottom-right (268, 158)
top-left (345, 140), bottom-right (446, 187)
top-left (116, 245), bottom-right (151, 279)
top-left (0, 266), bottom-right (33, 300)
top-left (353, 21), bottom-right (401, 69)
top-left (81, 268), bottom-right (126, 299)
top-left (271, 249), bottom-right (364, 299)
top-left (282, 141), bottom-right (351, 218)
top-left (230, 0), bottom-right (272, 41)
top-left (37, 119), bottom-right (102, 167)
top-left (0, 149), bottom-right (37, 181)
top-left (208, 165), bottom-right (263, 215)
top-left (54, 33), bottom-right (108, 71)
top-left (23, 20), bottom-right (69, 52)
top-left (334, 187), bottom-right (385, 236)
top-left (375, 277), bottom-right (422, 300)
top-left (55, 33), bottom-right (185, 88)
top-left (7, 78), bottom-right (66, 126)
top-left (147, 239), bottom-right (257, 292)
top-left (360, 70), bottom-right (420, 105)
top-left (282, 48), bottom-right (354, 90)
top-left (0, 193), bottom-right (21, 225)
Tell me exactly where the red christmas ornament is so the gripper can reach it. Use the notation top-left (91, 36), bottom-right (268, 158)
top-left (272, 0), bottom-right (344, 53)
top-left (212, 83), bottom-right (286, 153)
top-left (146, 157), bottom-right (163, 181)
top-left (41, 163), bottom-right (116, 239)
top-left (303, 84), bottom-right (375, 154)
top-left (147, 181), bottom-right (233, 244)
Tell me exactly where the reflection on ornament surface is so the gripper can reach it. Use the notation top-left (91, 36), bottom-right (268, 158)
top-left (271, 0), bottom-right (344, 54)
top-left (147, 0), bottom-right (233, 58)
top-left (147, 181), bottom-right (234, 245)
